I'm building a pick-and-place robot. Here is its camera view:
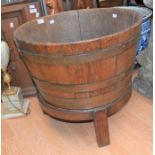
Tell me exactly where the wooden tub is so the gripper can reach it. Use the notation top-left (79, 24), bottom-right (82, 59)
top-left (14, 8), bottom-right (142, 147)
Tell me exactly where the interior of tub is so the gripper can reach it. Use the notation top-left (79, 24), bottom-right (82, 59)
top-left (14, 8), bottom-right (141, 44)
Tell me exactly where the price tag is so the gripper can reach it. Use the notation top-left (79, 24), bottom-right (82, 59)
top-left (112, 13), bottom-right (118, 19)
top-left (10, 22), bottom-right (14, 28)
top-left (30, 8), bottom-right (37, 14)
top-left (37, 18), bottom-right (45, 24)
top-left (29, 4), bottom-right (35, 9)
top-left (49, 19), bottom-right (55, 24)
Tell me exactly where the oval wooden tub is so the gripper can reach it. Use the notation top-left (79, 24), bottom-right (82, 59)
top-left (14, 8), bottom-right (142, 147)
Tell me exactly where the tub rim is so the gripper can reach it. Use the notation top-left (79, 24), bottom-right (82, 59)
top-left (14, 7), bottom-right (142, 48)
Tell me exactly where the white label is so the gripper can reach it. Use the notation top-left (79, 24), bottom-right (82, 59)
top-left (29, 4), bottom-right (35, 9)
top-left (10, 22), bottom-right (14, 28)
top-left (112, 13), bottom-right (118, 18)
top-left (37, 18), bottom-right (45, 24)
top-left (30, 8), bottom-right (37, 14)
top-left (35, 12), bottom-right (40, 18)
top-left (49, 19), bottom-right (55, 24)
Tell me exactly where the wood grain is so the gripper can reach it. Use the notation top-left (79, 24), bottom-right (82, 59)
top-left (93, 109), bottom-right (110, 147)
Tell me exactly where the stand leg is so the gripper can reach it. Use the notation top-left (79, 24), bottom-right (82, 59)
top-left (93, 109), bottom-right (110, 147)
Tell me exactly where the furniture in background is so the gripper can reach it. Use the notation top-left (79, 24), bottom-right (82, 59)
top-left (45, 0), bottom-right (63, 14)
top-left (1, 0), bottom-right (45, 97)
top-left (45, 0), bottom-right (97, 14)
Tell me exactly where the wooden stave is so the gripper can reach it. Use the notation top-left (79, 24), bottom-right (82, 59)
top-left (32, 66), bottom-right (132, 94)
top-left (19, 34), bottom-right (139, 66)
top-left (39, 82), bottom-right (132, 110)
top-left (33, 71), bottom-right (132, 110)
top-left (17, 36), bottom-right (137, 111)
top-left (38, 87), bottom-right (132, 122)
top-left (33, 70), bottom-right (132, 98)
top-left (18, 42), bottom-right (137, 85)
top-left (14, 8), bottom-right (142, 55)
top-left (15, 24), bottom-right (141, 56)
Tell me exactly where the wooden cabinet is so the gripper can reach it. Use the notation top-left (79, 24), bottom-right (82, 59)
top-left (1, 1), bottom-right (44, 97)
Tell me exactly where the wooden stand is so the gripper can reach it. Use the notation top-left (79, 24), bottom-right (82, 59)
top-left (94, 109), bottom-right (110, 147)
top-left (38, 89), bottom-right (132, 147)
top-left (14, 8), bottom-right (141, 147)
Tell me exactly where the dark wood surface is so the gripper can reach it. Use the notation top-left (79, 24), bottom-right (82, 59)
top-left (14, 8), bottom-right (142, 146)
top-left (38, 88), bottom-right (132, 121)
top-left (94, 109), bottom-right (110, 147)
top-left (99, 0), bottom-right (124, 8)
top-left (1, 1), bottom-right (43, 96)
